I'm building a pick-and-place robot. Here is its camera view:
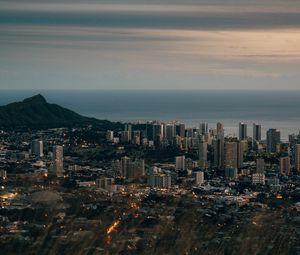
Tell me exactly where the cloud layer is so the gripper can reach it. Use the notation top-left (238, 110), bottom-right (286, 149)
top-left (0, 0), bottom-right (300, 89)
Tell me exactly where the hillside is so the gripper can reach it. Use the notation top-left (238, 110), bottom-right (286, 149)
top-left (0, 94), bottom-right (122, 130)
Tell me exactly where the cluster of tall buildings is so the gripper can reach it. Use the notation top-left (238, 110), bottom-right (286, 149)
top-left (108, 121), bottom-right (300, 174)
top-left (108, 121), bottom-right (200, 147)
top-left (107, 121), bottom-right (300, 189)
top-left (212, 122), bottom-right (248, 170)
top-left (142, 121), bottom-right (300, 184)
top-left (96, 177), bottom-right (117, 193)
top-left (112, 156), bottom-right (145, 179)
top-left (107, 122), bottom-right (262, 167)
top-left (147, 166), bottom-right (172, 189)
top-left (30, 140), bottom-right (64, 177)
top-left (147, 173), bottom-right (171, 189)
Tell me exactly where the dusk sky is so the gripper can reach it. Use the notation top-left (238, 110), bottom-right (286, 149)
top-left (1, 0), bottom-right (300, 90)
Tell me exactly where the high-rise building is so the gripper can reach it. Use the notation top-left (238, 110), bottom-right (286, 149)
top-left (174, 135), bottom-right (180, 146)
top-left (224, 142), bottom-right (238, 169)
top-left (225, 167), bottom-right (238, 180)
top-left (175, 156), bottom-right (186, 171)
top-left (239, 122), bottom-right (247, 141)
top-left (175, 123), bottom-right (185, 138)
top-left (280, 156), bottom-right (291, 176)
top-left (238, 140), bottom-right (247, 168)
top-left (96, 177), bottom-right (114, 189)
top-left (153, 124), bottom-right (162, 144)
top-left (121, 131), bottom-right (131, 143)
top-left (198, 141), bottom-right (207, 168)
top-left (205, 130), bottom-right (214, 145)
top-left (213, 137), bottom-right (224, 168)
top-left (216, 122), bottom-right (224, 137)
top-left (133, 130), bottom-right (141, 145)
top-left (290, 135), bottom-right (300, 166)
top-left (166, 124), bottom-right (176, 142)
top-left (124, 124), bottom-right (132, 141)
top-left (253, 123), bottom-right (262, 142)
top-left (31, 140), bottom-right (44, 157)
top-left (267, 129), bottom-right (281, 153)
top-left (199, 123), bottom-right (208, 135)
top-left (186, 128), bottom-right (193, 138)
top-left (121, 156), bottom-right (132, 178)
top-left (96, 178), bottom-right (117, 193)
top-left (146, 123), bottom-right (154, 141)
top-left (256, 158), bottom-right (265, 174)
top-left (112, 160), bottom-right (121, 177)
top-left (53, 145), bottom-right (64, 177)
top-left (194, 171), bottom-right (204, 185)
top-left (295, 144), bottom-right (300, 172)
top-left (136, 159), bottom-right (145, 177)
top-left (127, 159), bottom-right (145, 179)
top-left (147, 174), bottom-right (171, 189)
top-left (106, 130), bottom-right (114, 142)
top-left (160, 123), bottom-right (166, 140)
top-left (252, 173), bottom-right (265, 185)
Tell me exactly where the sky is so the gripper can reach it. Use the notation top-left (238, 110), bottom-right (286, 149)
top-left (0, 0), bottom-right (300, 90)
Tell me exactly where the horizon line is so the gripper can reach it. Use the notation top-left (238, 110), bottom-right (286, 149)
top-left (1, 88), bottom-right (300, 91)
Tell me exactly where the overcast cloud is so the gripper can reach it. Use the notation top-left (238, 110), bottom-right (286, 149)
top-left (0, 0), bottom-right (300, 90)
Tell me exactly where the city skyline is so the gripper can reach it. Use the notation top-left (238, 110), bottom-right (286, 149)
top-left (1, 91), bottom-right (300, 254)
top-left (1, 0), bottom-right (300, 90)
top-left (1, 2), bottom-right (300, 253)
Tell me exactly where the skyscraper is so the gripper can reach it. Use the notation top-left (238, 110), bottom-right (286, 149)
top-left (237, 140), bottom-right (247, 168)
top-left (280, 156), bottom-right (290, 176)
top-left (134, 159), bottom-right (145, 178)
top-left (175, 156), bottom-right (186, 171)
top-left (199, 122), bottom-right (208, 135)
top-left (224, 142), bottom-right (238, 169)
top-left (295, 144), bottom-right (300, 172)
top-left (213, 137), bottom-right (224, 168)
top-left (121, 131), bottom-right (131, 143)
top-left (112, 160), bottom-right (121, 177)
top-left (253, 123), bottom-right (262, 142)
top-left (225, 167), bottom-right (238, 180)
top-left (124, 124), bottom-right (132, 141)
top-left (153, 124), bottom-right (162, 144)
top-left (216, 122), bottom-right (224, 137)
top-left (198, 140), bottom-right (207, 168)
top-left (127, 159), bottom-right (145, 179)
top-left (121, 156), bottom-right (132, 178)
top-left (175, 123), bottom-right (185, 138)
top-left (31, 139), bottom-right (43, 157)
top-left (194, 171), bottom-right (204, 185)
top-left (147, 174), bottom-right (171, 189)
top-left (53, 145), bottom-right (63, 177)
top-left (146, 122), bottom-right (154, 141)
top-left (166, 123), bottom-right (176, 142)
top-left (239, 122), bottom-right (247, 141)
top-left (266, 129), bottom-right (281, 153)
top-left (256, 158), bottom-right (265, 174)
top-left (133, 130), bottom-right (141, 145)
top-left (106, 130), bottom-right (114, 142)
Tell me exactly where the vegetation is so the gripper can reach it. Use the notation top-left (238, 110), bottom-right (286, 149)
top-left (0, 94), bottom-right (123, 131)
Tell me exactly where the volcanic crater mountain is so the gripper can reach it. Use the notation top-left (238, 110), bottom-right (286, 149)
top-left (0, 94), bottom-right (120, 129)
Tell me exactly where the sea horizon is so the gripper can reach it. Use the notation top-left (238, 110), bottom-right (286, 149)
top-left (0, 89), bottom-right (299, 141)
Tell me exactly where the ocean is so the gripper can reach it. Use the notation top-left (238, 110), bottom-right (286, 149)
top-left (0, 90), bottom-right (300, 140)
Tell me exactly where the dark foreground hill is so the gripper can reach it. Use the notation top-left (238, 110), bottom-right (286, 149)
top-left (0, 94), bottom-right (122, 130)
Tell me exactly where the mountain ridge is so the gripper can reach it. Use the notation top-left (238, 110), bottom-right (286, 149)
top-left (0, 94), bottom-right (122, 130)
